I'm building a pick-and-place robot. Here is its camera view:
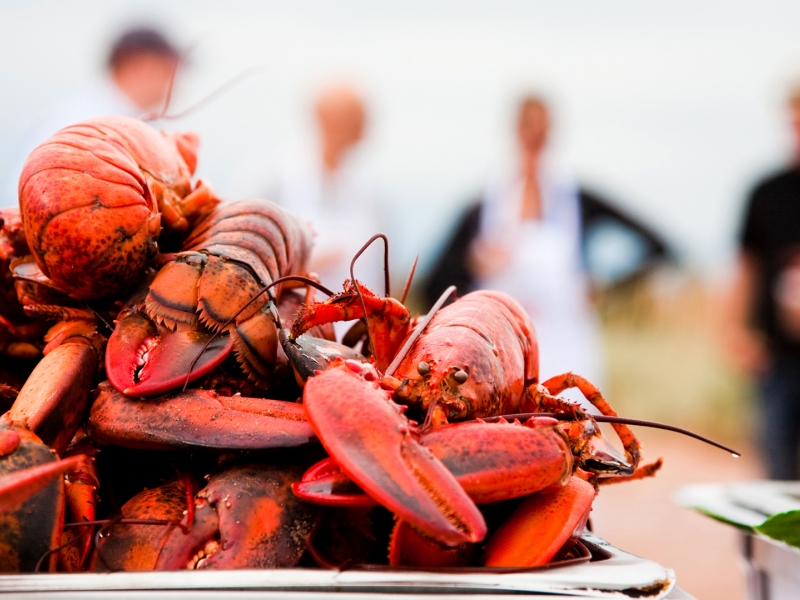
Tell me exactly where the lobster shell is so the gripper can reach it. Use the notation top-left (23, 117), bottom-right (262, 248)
top-left (18, 116), bottom-right (202, 300)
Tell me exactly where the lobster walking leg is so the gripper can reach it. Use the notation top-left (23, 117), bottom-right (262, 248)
top-left (540, 373), bottom-right (642, 469)
top-left (291, 280), bottom-right (411, 372)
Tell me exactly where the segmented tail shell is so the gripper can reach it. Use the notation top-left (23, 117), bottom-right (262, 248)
top-left (145, 199), bottom-right (312, 385)
top-left (18, 116), bottom-right (201, 300)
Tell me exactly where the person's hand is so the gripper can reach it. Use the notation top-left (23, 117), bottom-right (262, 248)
top-left (468, 238), bottom-right (512, 278)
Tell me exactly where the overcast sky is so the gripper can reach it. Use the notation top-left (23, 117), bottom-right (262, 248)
top-left (2, 0), bottom-right (799, 274)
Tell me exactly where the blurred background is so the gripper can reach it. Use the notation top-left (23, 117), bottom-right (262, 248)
top-left (4, 0), bottom-right (800, 596)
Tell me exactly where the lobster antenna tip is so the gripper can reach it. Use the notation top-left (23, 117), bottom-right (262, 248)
top-left (591, 415), bottom-right (743, 458)
top-left (489, 412), bottom-right (742, 458)
top-left (400, 255), bottom-right (419, 305)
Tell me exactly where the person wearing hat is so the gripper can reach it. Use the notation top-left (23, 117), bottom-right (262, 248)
top-left (2, 26), bottom-right (180, 206)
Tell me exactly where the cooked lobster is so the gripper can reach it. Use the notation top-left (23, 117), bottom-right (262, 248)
top-left (18, 115), bottom-right (219, 301)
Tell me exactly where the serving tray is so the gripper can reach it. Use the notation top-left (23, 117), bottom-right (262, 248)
top-left (0, 533), bottom-right (676, 599)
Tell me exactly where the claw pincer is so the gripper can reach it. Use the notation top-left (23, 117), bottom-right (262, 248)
top-left (303, 362), bottom-right (486, 546)
top-left (156, 464), bottom-right (316, 569)
top-left (105, 199), bottom-right (314, 398)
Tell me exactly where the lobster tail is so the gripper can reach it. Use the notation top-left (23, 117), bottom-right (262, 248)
top-left (18, 116), bottom-right (217, 301)
top-left (139, 199), bottom-right (312, 389)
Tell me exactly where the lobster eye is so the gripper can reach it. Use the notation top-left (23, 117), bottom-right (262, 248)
top-left (453, 369), bottom-right (468, 384)
top-left (417, 361), bottom-right (431, 376)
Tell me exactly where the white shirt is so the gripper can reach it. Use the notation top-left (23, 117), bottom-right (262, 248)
top-left (278, 143), bottom-right (384, 340)
top-left (477, 166), bottom-right (605, 410)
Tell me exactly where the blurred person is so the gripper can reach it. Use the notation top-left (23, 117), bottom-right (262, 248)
top-left (278, 84), bottom-right (383, 338)
top-left (2, 26), bottom-right (179, 206)
top-left (424, 96), bottom-right (604, 406)
top-left (726, 82), bottom-right (800, 479)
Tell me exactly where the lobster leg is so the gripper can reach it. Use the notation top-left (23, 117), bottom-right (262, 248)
top-left (598, 458), bottom-right (663, 486)
top-left (8, 338), bottom-right (98, 455)
top-left (302, 362), bottom-right (486, 546)
top-left (290, 281), bottom-right (412, 372)
top-left (540, 373), bottom-right (642, 469)
top-left (60, 454), bottom-right (99, 570)
top-left (554, 418), bottom-right (637, 476)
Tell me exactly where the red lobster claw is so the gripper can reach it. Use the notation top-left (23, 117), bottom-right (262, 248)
top-left (106, 305), bottom-right (232, 397)
top-left (303, 361), bottom-right (486, 546)
top-left (294, 418), bottom-right (573, 506)
top-left (89, 382), bottom-right (315, 450)
top-left (484, 475), bottom-right (596, 567)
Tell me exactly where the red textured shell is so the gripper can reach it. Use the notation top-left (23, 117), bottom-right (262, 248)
top-left (18, 116), bottom-right (199, 300)
top-left (392, 290), bottom-right (540, 420)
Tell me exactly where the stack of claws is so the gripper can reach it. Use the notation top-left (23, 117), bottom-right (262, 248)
top-left (0, 115), bottom-right (732, 573)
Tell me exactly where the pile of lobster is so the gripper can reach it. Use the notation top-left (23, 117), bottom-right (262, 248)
top-left (0, 115), bottom-right (682, 574)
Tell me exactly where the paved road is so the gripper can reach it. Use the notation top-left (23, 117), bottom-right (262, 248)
top-left (592, 428), bottom-right (761, 600)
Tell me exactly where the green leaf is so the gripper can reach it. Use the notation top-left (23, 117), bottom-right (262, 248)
top-left (694, 507), bottom-right (755, 531)
top-left (755, 510), bottom-right (800, 548)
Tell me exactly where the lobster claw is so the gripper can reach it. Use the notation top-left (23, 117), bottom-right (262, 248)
top-left (89, 382), bottom-right (315, 450)
top-left (156, 464), bottom-right (316, 570)
top-left (106, 306), bottom-right (232, 397)
top-left (292, 457), bottom-right (378, 508)
top-left (280, 328), bottom-right (365, 383)
top-left (303, 361), bottom-right (487, 546)
top-left (295, 419), bottom-right (573, 506)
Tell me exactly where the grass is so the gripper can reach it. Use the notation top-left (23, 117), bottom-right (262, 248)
top-left (597, 268), bottom-right (757, 443)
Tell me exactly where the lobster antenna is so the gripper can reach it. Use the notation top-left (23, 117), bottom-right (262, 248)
top-left (485, 412), bottom-right (741, 457)
top-left (157, 65), bottom-right (266, 121)
top-left (349, 233), bottom-right (390, 298)
top-left (63, 518), bottom-right (179, 529)
top-left (400, 255), bottom-right (419, 305)
top-left (349, 234), bottom-right (390, 369)
top-left (35, 527), bottom-right (94, 572)
top-left (182, 275), bottom-right (334, 391)
top-left (385, 285), bottom-right (457, 377)
top-left (141, 36), bottom-right (202, 121)
top-left (141, 33), bottom-right (266, 122)
top-left (87, 305), bottom-right (114, 334)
